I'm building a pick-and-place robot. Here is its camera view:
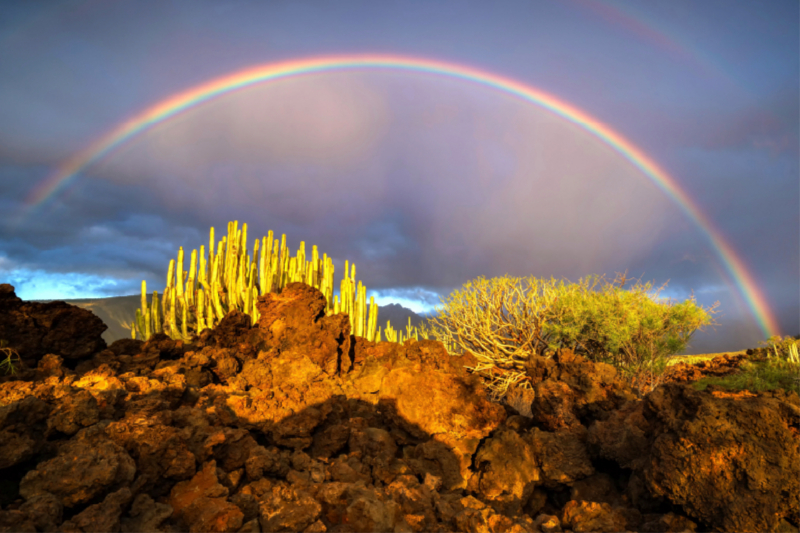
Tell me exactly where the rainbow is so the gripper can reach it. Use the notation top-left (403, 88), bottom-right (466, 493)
top-left (567, 0), bottom-right (734, 87)
top-left (17, 54), bottom-right (781, 338)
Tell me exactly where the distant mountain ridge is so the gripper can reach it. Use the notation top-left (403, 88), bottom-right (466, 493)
top-left (31, 294), bottom-right (442, 346)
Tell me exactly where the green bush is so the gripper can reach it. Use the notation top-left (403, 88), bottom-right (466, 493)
top-left (417, 272), bottom-right (718, 400)
top-left (542, 272), bottom-right (718, 368)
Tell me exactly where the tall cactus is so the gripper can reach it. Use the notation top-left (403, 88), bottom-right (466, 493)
top-left (132, 220), bottom-right (454, 350)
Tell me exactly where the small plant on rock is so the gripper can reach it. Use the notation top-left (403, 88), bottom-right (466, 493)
top-left (0, 339), bottom-right (21, 376)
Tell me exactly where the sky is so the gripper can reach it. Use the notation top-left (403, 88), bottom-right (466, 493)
top-left (0, 0), bottom-right (797, 354)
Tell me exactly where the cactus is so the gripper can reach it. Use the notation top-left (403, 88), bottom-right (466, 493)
top-left (132, 221), bottom-right (440, 347)
top-left (789, 342), bottom-right (800, 365)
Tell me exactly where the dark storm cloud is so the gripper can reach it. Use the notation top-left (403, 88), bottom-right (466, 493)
top-left (702, 89), bottom-right (799, 156)
top-left (635, 86), bottom-right (800, 158)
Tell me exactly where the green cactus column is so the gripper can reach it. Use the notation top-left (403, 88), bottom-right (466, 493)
top-left (133, 219), bottom-right (449, 349)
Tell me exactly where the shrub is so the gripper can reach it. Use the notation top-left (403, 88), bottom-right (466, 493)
top-left (420, 275), bottom-right (568, 356)
top-left (542, 272), bottom-right (718, 368)
top-left (417, 272), bottom-right (718, 400)
top-left (417, 274), bottom-right (566, 400)
top-left (0, 340), bottom-right (21, 376)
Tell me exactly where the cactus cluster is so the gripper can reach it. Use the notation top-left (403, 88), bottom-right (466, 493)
top-left (132, 221), bottom-right (456, 350)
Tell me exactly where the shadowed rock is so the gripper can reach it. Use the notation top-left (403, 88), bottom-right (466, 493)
top-left (0, 284), bottom-right (107, 368)
top-left (589, 382), bottom-right (800, 532)
top-left (0, 282), bottom-right (797, 533)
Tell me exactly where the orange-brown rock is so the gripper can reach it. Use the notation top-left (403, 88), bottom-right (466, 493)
top-left (0, 282), bottom-right (797, 532)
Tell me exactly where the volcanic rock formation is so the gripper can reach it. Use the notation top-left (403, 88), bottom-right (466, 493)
top-left (0, 284), bottom-right (107, 368)
top-left (0, 282), bottom-right (797, 532)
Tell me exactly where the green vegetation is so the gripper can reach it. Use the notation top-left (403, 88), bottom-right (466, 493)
top-left (0, 340), bottom-right (21, 376)
top-left (686, 358), bottom-right (799, 395)
top-left (415, 272), bottom-right (718, 401)
top-left (540, 272), bottom-right (718, 397)
top-left (677, 336), bottom-right (799, 395)
top-left (541, 273), bottom-right (718, 366)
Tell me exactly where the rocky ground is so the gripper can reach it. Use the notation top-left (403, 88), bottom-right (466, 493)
top-left (0, 282), bottom-right (797, 533)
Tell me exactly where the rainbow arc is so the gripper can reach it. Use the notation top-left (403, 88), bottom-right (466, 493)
top-left (16, 54), bottom-right (780, 338)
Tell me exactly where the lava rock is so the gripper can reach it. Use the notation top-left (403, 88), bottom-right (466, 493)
top-left (0, 281), bottom-right (797, 532)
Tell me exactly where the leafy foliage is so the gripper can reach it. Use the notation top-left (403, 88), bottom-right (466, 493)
top-left (542, 272), bottom-right (718, 367)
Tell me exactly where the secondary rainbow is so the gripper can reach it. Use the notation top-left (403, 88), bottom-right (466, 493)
top-left (19, 54), bottom-right (781, 338)
top-left (568, 0), bottom-right (732, 85)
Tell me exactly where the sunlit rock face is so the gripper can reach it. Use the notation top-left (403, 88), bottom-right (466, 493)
top-left (0, 281), bottom-right (797, 533)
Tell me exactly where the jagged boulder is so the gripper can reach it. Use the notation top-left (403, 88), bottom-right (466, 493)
top-left (589, 382), bottom-right (800, 532)
top-left (522, 348), bottom-right (640, 431)
top-left (0, 282), bottom-right (797, 533)
top-left (0, 284), bottom-right (107, 369)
